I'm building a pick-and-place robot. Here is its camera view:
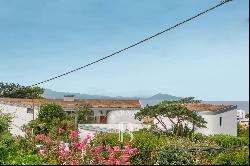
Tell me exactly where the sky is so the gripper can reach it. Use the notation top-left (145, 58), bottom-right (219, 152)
top-left (0, 0), bottom-right (249, 101)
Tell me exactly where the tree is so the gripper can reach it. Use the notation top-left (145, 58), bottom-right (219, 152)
top-left (76, 104), bottom-right (95, 124)
top-left (135, 97), bottom-right (207, 136)
top-left (0, 110), bottom-right (13, 135)
top-left (38, 104), bottom-right (67, 124)
top-left (24, 104), bottom-right (69, 135)
top-left (0, 82), bottom-right (44, 99)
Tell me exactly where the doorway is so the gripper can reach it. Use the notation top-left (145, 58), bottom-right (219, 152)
top-left (100, 116), bottom-right (107, 124)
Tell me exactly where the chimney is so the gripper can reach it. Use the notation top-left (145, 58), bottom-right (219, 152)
top-left (64, 95), bottom-right (75, 102)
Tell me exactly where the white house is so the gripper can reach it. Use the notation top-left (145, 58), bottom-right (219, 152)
top-left (154, 103), bottom-right (238, 136)
top-left (0, 96), bottom-right (144, 137)
top-left (0, 97), bottom-right (238, 137)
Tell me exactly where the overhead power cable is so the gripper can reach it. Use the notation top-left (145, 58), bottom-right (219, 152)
top-left (30, 0), bottom-right (233, 87)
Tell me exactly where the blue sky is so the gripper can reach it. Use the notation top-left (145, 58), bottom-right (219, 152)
top-left (0, 0), bottom-right (249, 100)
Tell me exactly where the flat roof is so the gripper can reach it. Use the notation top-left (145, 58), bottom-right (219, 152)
top-left (0, 98), bottom-right (141, 109)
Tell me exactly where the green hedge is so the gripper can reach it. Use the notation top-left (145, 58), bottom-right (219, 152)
top-left (213, 147), bottom-right (249, 165)
top-left (209, 135), bottom-right (249, 148)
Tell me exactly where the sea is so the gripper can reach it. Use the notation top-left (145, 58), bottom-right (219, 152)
top-left (140, 100), bottom-right (249, 112)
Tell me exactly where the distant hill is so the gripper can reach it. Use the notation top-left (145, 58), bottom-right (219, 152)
top-left (42, 89), bottom-right (180, 101)
top-left (143, 93), bottom-right (180, 100)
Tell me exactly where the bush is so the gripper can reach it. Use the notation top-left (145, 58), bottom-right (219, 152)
top-left (213, 147), bottom-right (249, 165)
top-left (76, 105), bottom-right (95, 124)
top-left (0, 132), bottom-right (16, 164)
top-left (90, 129), bottom-right (220, 165)
top-left (5, 150), bottom-right (45, 165)
top-left (38, 104), bottom-right (67, 124)
top-left (209, 135), bottom-right (249, 148)
top-left (23, 103), bottom-right (74, 136)
top-left (32, 130), bottom-right (138, 165)
top-left (0, 110), bottom-right (12, 134)
top-left (90, 129), bottom-right (170, 165)
top-left (157, 147), bottom-right (202, 165)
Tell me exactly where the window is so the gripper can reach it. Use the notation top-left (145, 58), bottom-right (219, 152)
top-left (27, 108), bottom-right (33, 114)
top-left (219, 117), bottom-right (222, 126)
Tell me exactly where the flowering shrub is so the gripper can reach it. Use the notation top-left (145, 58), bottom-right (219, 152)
top-left (34, 129), bottom-right (137, 165)
top-left (89, 144), bottom-right (138, 165)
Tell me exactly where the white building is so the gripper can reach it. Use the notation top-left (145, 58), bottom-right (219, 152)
top-left (0, 97), bottom-right (143, 137)
top-left (154, 104), bottom-right (238, 136)
top-left (0, 97), bottom-right (238, 137)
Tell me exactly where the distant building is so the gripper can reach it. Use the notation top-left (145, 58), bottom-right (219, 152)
top-left (237, 109), bottom-right (246, 120)
top-left (63, 95), bottom-right (75, 102)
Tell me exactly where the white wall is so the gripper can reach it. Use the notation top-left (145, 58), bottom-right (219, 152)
top-left (107, 110), bottom-right (141, 124)
top-left (0, 103), bottom-right (39, 136)
top-left (154, 109), bottom-right (237, 136)
top-left (195, 110), bottom-right (237, 136)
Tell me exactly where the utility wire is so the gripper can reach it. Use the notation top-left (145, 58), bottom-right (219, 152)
top-left (30, 0), bottom-right (233, 87)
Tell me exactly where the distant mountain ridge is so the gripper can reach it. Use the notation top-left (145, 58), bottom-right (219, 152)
top-left (42, 89), bottom-right (181, 100)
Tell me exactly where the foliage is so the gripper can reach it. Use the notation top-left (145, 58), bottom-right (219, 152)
top-left (0, 133), bottom-right (45, 165)
top-left (38, 104), bottom-right (67, 124)
top-left (135, 97), bottom-right (207, 136)
top-left (24, 118), bottom-right (75, 138)
top-left (213, 147), bottom-right (249, 165)
top-left (0, 132), bottom-right (16, 164)
top-left (76, 104), bottom-right (95, 124)
top-left (23, 103), bottom-right (72, 135)
top-left (90, 129), bottom-right (219, 165)
top-left (5, 150), bottom-right (45, 165)
top-left (157, 146), bottom-right (206, 165)
top-left (90, 129), bottom-right (167, 165)
top-left (0, 82), bottom-right (44, 99)
top-left (0, 110), bottom-right (12, 134)
top-left (209, 134), bottom-right (249, 148)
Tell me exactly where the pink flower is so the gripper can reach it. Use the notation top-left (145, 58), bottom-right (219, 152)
top-left (71, 142), bottom-right (78, 148)
top-left (115, 159), bottom-right (121, 165)
top-left (113, 146), bottom-right (120, 152)
top-left (58, 128), bottom-right (65, 134)
top-left (77, 143), bottom-right (85, 151)
top-left (35, 134), bottom-right (45, 141)
top-left (121, 154), bottom-right (130, 162)
top-left (124, 144), bottom-right (131, 152)
top-left (81, 138), bottom-right (88, 145)
top-left (106, 156), bottom-right (115, 165)
top-left (106, 145), bottom-right (113, 152)
top-left (70, 130), bottom-right (78, 138)
top-left (95, 145), bottom-right (103, 152)
top-left (71, 159), bottom-right (78, 165)
top-left (130, 148), bottom-right (138, 155)
top-left (69, 157), bottom-right (78, 165)
top-left (44, 137), bottom-right (51, 145)
top-left (60, 144), bottom-right (66, 151)
top-left (106, 159), bottom-right (114, 165)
